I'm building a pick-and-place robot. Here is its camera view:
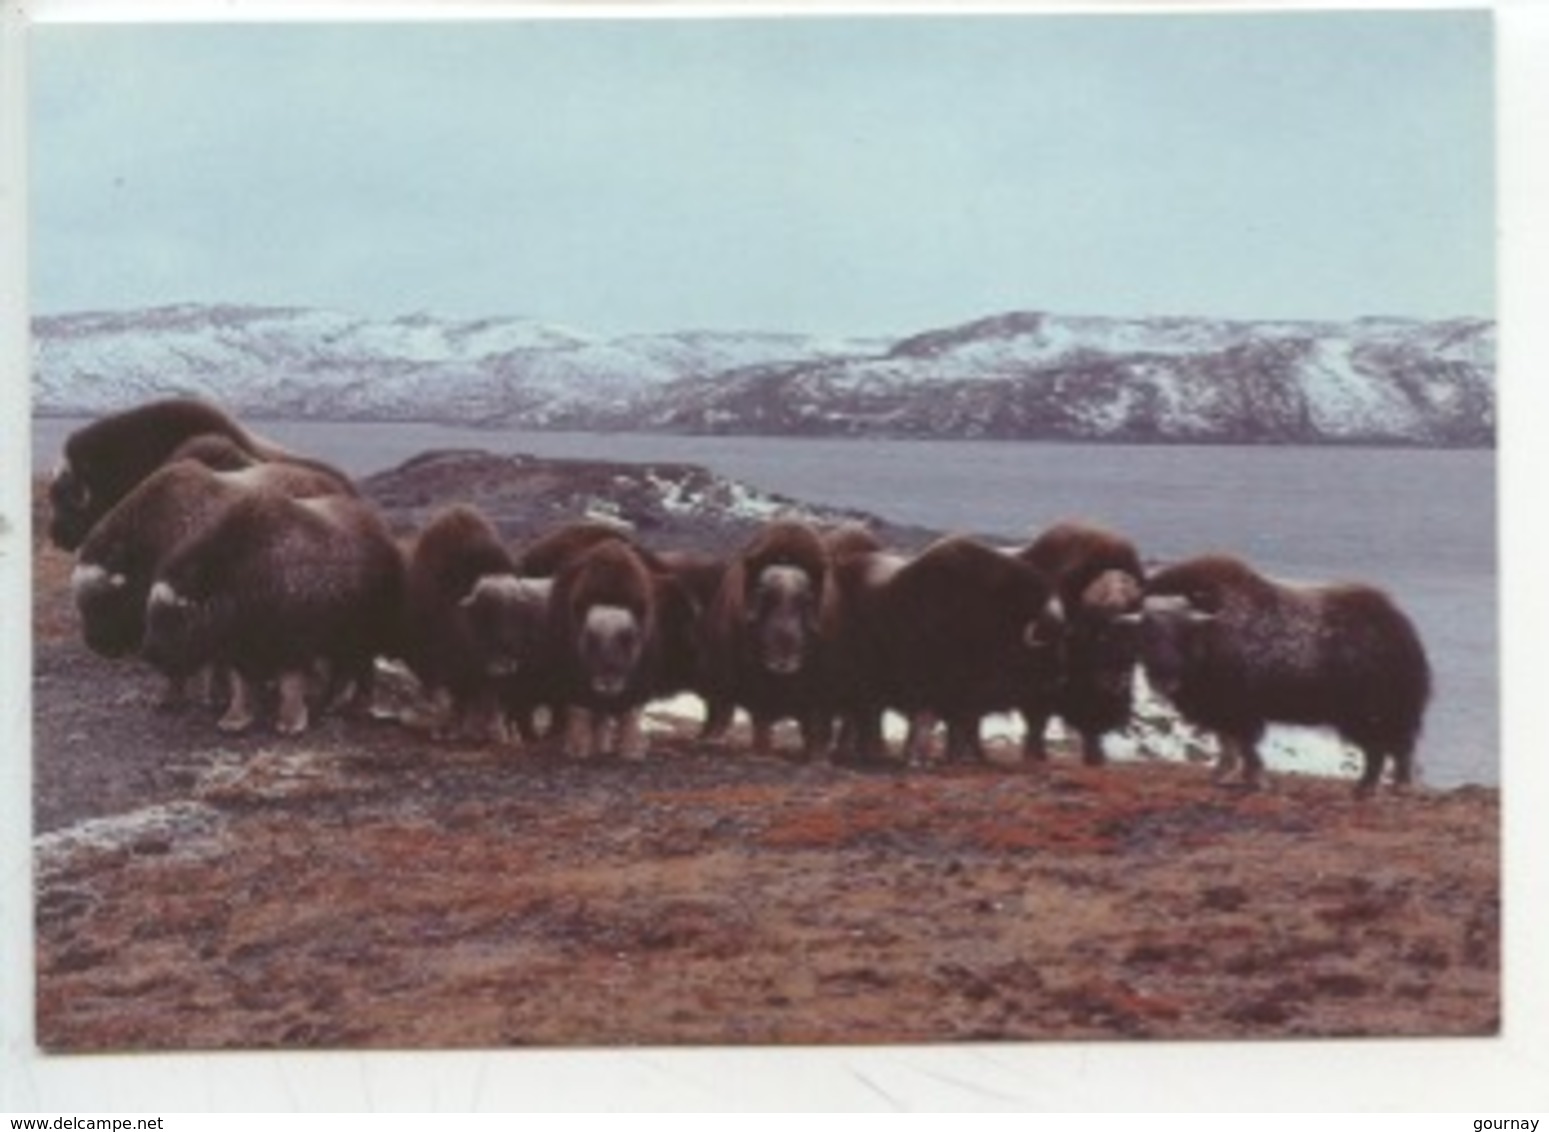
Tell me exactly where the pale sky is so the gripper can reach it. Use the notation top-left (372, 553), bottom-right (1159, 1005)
top-left (30, 11), bottom-right (1495, 338)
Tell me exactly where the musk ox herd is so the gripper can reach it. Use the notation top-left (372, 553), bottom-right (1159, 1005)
top-left (50, 399), bottom-right (1433, 797)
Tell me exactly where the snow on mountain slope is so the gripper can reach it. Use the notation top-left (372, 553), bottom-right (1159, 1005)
top-left (32, 304), bottom-right (1494, 445)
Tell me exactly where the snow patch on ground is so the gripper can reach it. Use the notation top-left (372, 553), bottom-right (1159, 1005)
top-left (34, 800), bottom-right (229, 880)
top-left (636, 669), bottom-right (1363, 780)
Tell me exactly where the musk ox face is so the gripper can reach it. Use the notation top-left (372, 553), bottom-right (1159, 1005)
top-left (70, 561), bottom-right (141, 658)
top-left (1078, 569), bottom-right (1143, 618)
top-left (578, 604), bottom-right (645, 699)
top-left (460, 575), bottom-right (551, 678)
top-left (1127, 593), bottom-right (1216, 699)
top-left (1069, 568), bottom-right (1144, 661)
top-left (48, 461), bottom-right (94, 551)
top-left (747, 564), bottom-right (819, 676)
top-left (140, 579), bottom-right (219, 678)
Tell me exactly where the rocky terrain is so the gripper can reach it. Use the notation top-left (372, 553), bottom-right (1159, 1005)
top-left (29, 457), bottom-right (1500, 1052)
top-left (33, 303), bottom-right (1494, 445)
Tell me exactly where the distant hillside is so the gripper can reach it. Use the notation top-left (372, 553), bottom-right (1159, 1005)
top-left (32, 304), bottom-right (1495, 446)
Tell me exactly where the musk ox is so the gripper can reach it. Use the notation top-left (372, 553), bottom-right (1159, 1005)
top-left (701, 519), bottom-right (837, 758)
top-left (140, 492), bottom-right (405, 735)
top-left (403, 505), bottom-right (554, 745)
top-left (71, 456), bottom-right (355, 718)
top-left (47, 398), bottom-right (351, 551)
top-left (1129, 554), bottom-right (1431, 796)
top-left (649, 547), bottom-right (726, 704)
top-left (547, 537), bottom-right (687, 760)
top-left (864, 535), bottom-right (1065, 764)
top-left (71, 456), bottom-right (354, 662)
top-left (513, 521), bottom-right (717, 743)
top-left (1013, 520), bottom-right (1146, 765)
top-left (821, 524), bottom-right (905, 762)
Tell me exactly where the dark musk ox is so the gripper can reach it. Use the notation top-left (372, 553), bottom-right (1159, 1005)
top-left (822, 524), bottom-right (906, 762)
top-left (46, 398), bottom-right (350, 551)
top-left (1128, 554), bottom-right (1431, 797)
top-left (402, 505), bottom-right (554, 745)
top-left (70, 454), bottom-right (354, 708)
top-left (546, 537), bottom-right (691, 760)
top-left (700, 519), bottom-right (837, 758)
top-left (649, 547), bottom-right (727, 705)
top-left (863, 535), bottom-right (1066, 764)
top-left (1013, 520), bottom-right (1146, 766)
top-left (513, 521), bottom-right (718, 731)
top-left (140, 493), bottom-right (405, 736)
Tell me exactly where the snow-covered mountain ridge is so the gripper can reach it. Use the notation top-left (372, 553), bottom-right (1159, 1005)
top-left (32, 304), bottom-right (1494, 446)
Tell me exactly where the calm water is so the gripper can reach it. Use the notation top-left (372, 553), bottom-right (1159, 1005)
top-left (34, 418), bottom-right (1499, 788)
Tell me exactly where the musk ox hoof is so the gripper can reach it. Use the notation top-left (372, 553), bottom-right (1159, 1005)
top-left (276, 704), bottom-right (311, 736)
top-left (217, 707), bottom-right (255, 734)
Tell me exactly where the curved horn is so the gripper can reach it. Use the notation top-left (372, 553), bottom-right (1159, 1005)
top-left (1143, 593), bottom-right (1216, 622)
top-left (148, 581), bottom-right (191, 610)
top-left (1022, 618), bottom-right (1054, 650)
top-left (70, 563), bottom-right (124, 598)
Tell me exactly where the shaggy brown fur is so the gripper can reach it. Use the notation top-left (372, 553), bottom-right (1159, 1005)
top-left (1013, 520), bottom-right (1147, 766)
top-left (72, 457), bottom-right (352, 662)
top-left (47, 398), bottom-right (351, 550)
top-left (866, 535), bottom-right (1064, 764)
top-left (1135, 553), bottom-right (1431, 796)
top-left (701, 519), bottom-right (836, 758)
top-left (140, 493), bottom-right (405, 736)
top-left (547, 538), bottom-right (670, 760)
top-left (403, 505), bottom-right (550, 744)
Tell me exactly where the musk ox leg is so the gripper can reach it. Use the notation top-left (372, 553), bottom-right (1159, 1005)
top-left (1080, 730), bottom-right (1108, 767)
top-left (616, 709), bottom-right (648, 761)
top-left (1393, 747), bottom-right (1416, 792)
top-left (512, 703), bottom-right (546, 743)
top-left (1211, 734), bottom-right (1241, 783)
top-left (1020, 709), bottom-right (1052, 762)
top-left (904, 712), bottom-right (937, 766)
top-left (463, 689), bottom-right (511, 747)
top-left (275, 671), bottom-right (312, 736)
top-left (419, 687), bottom-right (458, 741)
top-left (855, 710), bottom-right (889, 763)
top-left (1214, 733), bottom-right (1265, 790)
top-left (475, 704), bottom-right (512, 747)
top-left (217, 673), bottom-right (258, 733)
top-left (797, 713), bottom-right (833, 761)
top-left (1355, 734), bottom-right (1417, 798)
top-left (488, 710), bottom-right (514, 748)
top-left (564, 706), bottom-right (596, 760)
top-left (944, 717), bottom-right (986, 764)
top-left (1355, 748), bottom-right (1391, 799)
top-left (700, 698), bottom-right (735, 744)
top-left (324, 658), bottom-right (378, 721)
top-left (750, 716), bottom-right (776, 758)
top-left (203, 665), bottom-right (234, 710)
top-left (834, 709), bottom-right (887, 764)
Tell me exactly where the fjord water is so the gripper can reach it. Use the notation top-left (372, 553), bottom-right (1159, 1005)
top-left (33, 419), bottom-right (1499, 788)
